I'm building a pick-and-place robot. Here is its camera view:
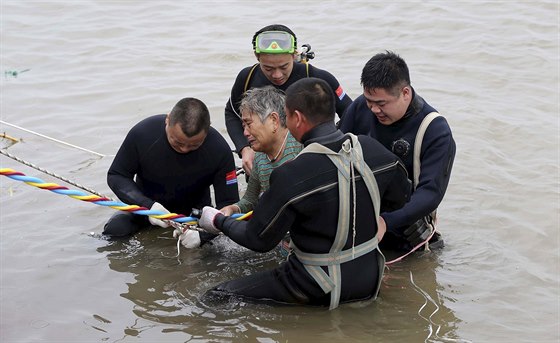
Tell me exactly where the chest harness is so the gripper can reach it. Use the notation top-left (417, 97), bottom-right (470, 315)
top-left (290, 134), bottom-right (385, 310)
top-left (413, 112), bottom-right (442, 250)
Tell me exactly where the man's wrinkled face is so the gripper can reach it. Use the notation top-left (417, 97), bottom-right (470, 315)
top-left (241, 110), bottom-right (275, 153)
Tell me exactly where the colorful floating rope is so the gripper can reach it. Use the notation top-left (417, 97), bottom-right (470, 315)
top-left (0, 167), bottom-right (255, 225)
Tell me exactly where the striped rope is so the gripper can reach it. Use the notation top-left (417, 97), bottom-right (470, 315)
top-left (0, 167), bottom-right (198, 224)
top-left (1, 149), bottom-right (104, 196)
top-left (0, 167), bottom-right (252, 227)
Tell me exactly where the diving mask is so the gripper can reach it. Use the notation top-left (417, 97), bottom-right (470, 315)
top-left (254, 31), bottom-right (295, 54)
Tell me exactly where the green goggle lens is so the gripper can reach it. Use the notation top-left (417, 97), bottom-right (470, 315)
top-left (255, 31), bottom-right (295, 54)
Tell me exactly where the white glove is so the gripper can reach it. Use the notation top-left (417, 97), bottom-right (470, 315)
top-left (198, 206), bottom-right (223, 234)
top-left (178, 229), bottom-right (202, 249)
top-left (149, 202), bottom-right (170, 228)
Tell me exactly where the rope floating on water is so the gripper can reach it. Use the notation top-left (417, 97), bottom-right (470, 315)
top-left (0, 120), bottom-right (108, 157)
top-left (1, 149), bottom-right (104, 196)
top-left (0, 133), bottom-right (19, 143)
top-left (0, 167), bottom-right (252, 227)
top-left (0, 167), bottom-right (198, 224)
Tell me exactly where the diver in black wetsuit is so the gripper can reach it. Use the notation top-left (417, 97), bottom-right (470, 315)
top-left (225, 24), bottom-right (352, 176)
top-left (198, 78), bottom-right (410, 309)
top-left (339, 51), bottom-right (456, 252)
top-left (103, 97), bottom-right (239, 245)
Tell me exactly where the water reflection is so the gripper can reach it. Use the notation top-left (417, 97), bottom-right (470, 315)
top-left (380, 252), bottom-right (471, 343)
top-left (96, 229), bottom-right (285, 336)
top-left (96, 229), bottom-right (469, 342)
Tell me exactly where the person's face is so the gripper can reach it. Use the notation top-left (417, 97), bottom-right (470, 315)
top-left (363, 86), bottom-right (411, 125)
top-left (165, 116), bottom-right (207, 154)
top-left (241, 110), bottom-right (276, 153)
top-left (257, 53), bottom-right (295, 86)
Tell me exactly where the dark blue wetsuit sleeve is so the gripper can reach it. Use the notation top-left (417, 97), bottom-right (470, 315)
top-left (382, 117), bottom-right (456, 233)
top-left (107, 126), bottom-right (154, 209)
top-left (309, 65), bottom-right (353, 119)
top-left (338, 95), bottom-right (372, 135)
top-left (225, 67), bottom-right (253, 154)
top-left (209, 131), bottom-right (240, 208)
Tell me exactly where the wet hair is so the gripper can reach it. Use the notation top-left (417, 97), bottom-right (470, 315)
top-left (361, 50), bottom-right (411, 97)
top-left (240, 86), bottom-right (286, 126)
top-left (251, 24), bottom-right (297, 52)
top-left (168, 97), bottom-right (210, 137)
top-left (285, 77), bottom-right (335, 124)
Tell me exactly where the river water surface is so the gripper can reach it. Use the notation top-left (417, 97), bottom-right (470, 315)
top-left (1, 1), bottom-right (558, 342)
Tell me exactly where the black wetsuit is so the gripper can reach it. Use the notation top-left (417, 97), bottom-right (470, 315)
top-left (104, 114), bottom-right (239, 237)
top-left (206, 122), bottom-right (410, 306)
top-left (339, 90), bottom-right (456, 251)
top-left (225, 62), bottom-right (353, 154)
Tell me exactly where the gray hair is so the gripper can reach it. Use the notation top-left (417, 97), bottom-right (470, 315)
top-left (239, 86), bottom-right (286, 127)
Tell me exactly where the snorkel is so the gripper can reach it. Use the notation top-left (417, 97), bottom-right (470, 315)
top-left (297, 43), bottom-right (315, 64)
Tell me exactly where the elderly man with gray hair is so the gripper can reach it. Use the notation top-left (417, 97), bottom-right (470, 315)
top-left (221, 86), bottom-right (302, 217)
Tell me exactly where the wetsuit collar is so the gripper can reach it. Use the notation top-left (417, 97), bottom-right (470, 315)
top-left (301, 121), bottom-right (344, 146)
top-left (402, 87), bottom-right (425, 120)
top-left (401, 87), bottom-right (424, 120)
